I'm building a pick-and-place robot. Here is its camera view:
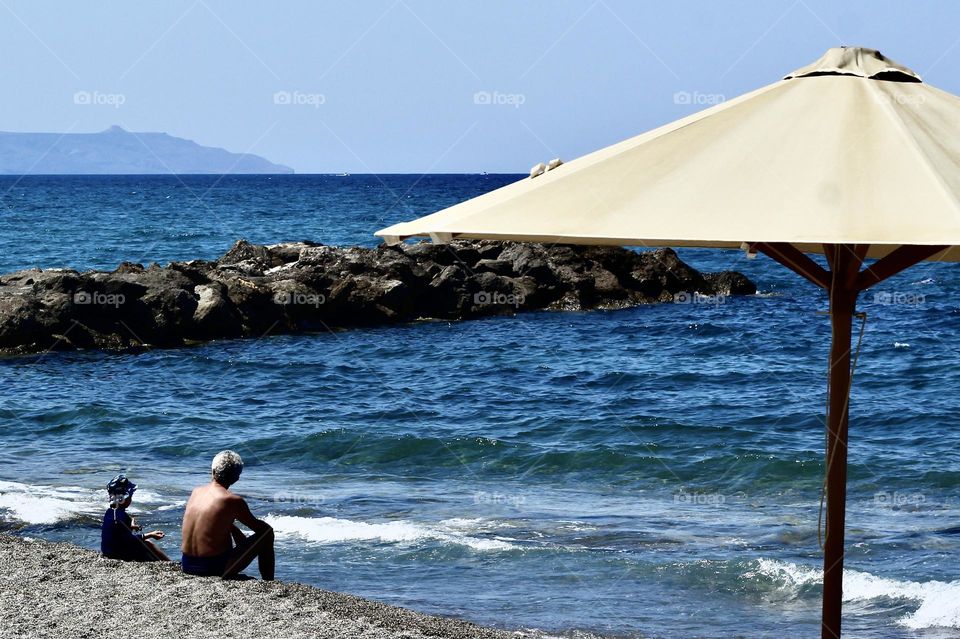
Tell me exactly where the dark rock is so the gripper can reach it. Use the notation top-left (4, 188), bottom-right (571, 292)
top-left (0, 239), bottom-right (756, 356)
top-left (441, 241), bottom-right (481, 269)
top-left (170, 260), bottom-right (220, 285)
top-left (589, 267), bottom-right (623, 297)
top-left (703, 271), bottom-right (758, 296)
top-left (267, 241), bottom-right (321, 265)
top-left (141, 287), bottom-right (199, 344)
top-left (267, 279), bottom-right (329, 331)
top-left (113, 262), bottom-right (144, 274)
top-left (214, 274), bottom-right (280, 334)
top-left (399, 242), bottom-right (445, 263)
top-left (219, 240), bottom-right (276, 269)
top-left (515, 258), bottom-right (552, 282)
top-left (0, 295), bottom-right (43, 350)
top-left (353, 277), bottom-right (412, 322)
top-left (475, 241), bottom-right (503, 260)
top-left (192, 282), bottom-right (243, 339)
top-left (474, 259), bottom-right (515, 277)
top-left (512, 276), bottom-right (549, 309)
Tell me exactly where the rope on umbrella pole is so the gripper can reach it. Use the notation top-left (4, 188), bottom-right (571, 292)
top-left (817, 310), bottom-right (868, 550)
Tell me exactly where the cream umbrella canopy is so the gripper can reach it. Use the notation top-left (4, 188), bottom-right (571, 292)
top-left (376, 46), bottom-right (957, 638)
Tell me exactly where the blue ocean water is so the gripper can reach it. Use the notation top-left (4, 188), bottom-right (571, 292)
top-left (1, 175), bottom-right (959, 638)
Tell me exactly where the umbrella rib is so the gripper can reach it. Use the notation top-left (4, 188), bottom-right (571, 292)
top-left (854, 244), bottom-right (949, 290)
top-left (754, 242), bottom-right (830, 289)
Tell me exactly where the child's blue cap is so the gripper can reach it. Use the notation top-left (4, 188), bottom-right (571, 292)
top-left (107, 474), bottom-right (137, 505)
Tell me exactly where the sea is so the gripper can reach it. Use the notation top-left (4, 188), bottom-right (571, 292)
top-left (0, 174), bottom-right (958, 638)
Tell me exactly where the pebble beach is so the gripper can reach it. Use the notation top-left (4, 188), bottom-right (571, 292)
top-left (0, 535), bottom-right (524, 639)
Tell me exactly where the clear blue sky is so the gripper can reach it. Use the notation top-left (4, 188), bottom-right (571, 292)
top-left (1, 1), bottom-right (958, 173)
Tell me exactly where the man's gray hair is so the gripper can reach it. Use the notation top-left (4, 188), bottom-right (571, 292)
top-left (211, 450), bottom-right (244, 486)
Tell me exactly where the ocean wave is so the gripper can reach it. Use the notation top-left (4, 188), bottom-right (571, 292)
top-left (250, 427), bottom-right (836, 488)
top-left (0, 481), bottom-right (103, 525)
top-left (0, 481), bottom-right (168, 525)
top-left (746, 558), bottom-right (960, 629)
top-left (264, 514), bottom-right (517, 552)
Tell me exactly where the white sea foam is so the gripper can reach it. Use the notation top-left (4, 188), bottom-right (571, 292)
top-left (265, 515), bottom-right (516, 551)
top-left (0, 481), bottom-right (102, 524)
top-left (749, 558), bottom-right (960, 629)
top-left (0, 481), bottom-right (172, 525)
top-left (157, 500), bottom-right (188, 511)
top-left (132, 489), bottom-right (166, 505)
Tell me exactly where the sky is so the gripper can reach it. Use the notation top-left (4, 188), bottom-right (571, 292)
top-left (1, 1), bottom-right (959, 173)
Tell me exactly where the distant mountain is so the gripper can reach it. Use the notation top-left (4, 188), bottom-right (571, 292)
top-left (0, 126), bottom-right (293, 174)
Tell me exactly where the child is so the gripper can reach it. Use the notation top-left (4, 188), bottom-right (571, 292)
top-left (101, 474), bottom-right (169, 562)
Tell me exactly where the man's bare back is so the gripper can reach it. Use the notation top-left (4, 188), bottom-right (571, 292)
top-left (180, 451), bottom-right (275, 580)
top-left (181, 482), bottom-right (253, 556)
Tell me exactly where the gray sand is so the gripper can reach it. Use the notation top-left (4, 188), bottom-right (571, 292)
top-left (0, 535), bottom-right (528, 639)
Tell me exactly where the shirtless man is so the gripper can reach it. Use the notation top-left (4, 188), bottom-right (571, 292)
top-left (180, 450), bottom-right (275, 580)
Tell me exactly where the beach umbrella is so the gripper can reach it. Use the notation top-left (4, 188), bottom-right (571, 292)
top-left (375, 47), bottom-right (959, 638)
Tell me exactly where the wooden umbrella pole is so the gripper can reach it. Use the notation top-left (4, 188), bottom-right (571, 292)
top-left (821, 246), bottom-right (858, 639)
top-left (749, 242), bottom-right (952, 638)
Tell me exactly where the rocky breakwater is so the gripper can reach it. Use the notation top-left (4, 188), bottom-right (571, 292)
top-left (0, 240), bottom-right (756, 355)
